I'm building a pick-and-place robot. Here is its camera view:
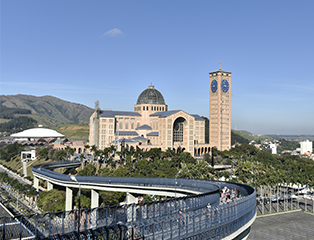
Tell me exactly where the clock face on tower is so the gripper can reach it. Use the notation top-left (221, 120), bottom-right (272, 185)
top-left (221, 79), bottom-right (229, 93)
top-left (211, 80), bottom-right (218, 93)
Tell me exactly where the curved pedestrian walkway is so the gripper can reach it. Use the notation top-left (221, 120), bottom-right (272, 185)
top-left (248, 210), bottom-right (314, 240)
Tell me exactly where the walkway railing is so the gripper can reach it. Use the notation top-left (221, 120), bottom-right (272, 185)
top-left (0, 161), bottom-right (256, 239)
top-left (0, 189), bottom-right (256, 239)
top-left (256, 185), bottom-right (314, 215)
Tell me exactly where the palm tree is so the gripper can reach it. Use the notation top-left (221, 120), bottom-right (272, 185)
top-left (84, 144), bottom-right (90, 156)
top-left (65, 146), bottom-right (74, 161)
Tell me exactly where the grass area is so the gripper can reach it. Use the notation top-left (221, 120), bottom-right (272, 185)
top-left (0, 118), bottom-right (10, 124)
top-left (54, 123), bottom-right (89, 141)
top-left (0, 156), bottom-right (53, 181)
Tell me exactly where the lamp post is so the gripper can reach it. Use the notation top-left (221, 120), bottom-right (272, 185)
top-left (175, 170), bottom-right (181, 198)
top-left (70, 175), bottom-right (81, 232)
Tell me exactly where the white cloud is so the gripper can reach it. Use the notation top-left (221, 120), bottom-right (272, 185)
top-left (101, 28), bottom-right (123, 37)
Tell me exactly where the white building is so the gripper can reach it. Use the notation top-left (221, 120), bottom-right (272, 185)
top-left (268, 143), bottom-right (277, 154)
top-left (300, 140), bottom-right (312, 154)
top-left (21, 149), bottom-right (37, 161)
top-left (10, 127), bottom-right (64, 141)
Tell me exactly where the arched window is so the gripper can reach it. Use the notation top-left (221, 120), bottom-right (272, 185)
top-left (125, 122), bottom-right (129, 130)
top-left (173, 117), bottom-right (185, 143)
top-left (131, 122), bottom-right (134, 130)
top-left (151, 106), bottom-right (153, 110)
top-left (119, 122), bottom-right (123, 130)
top-left (137, 122), bottom-right (140, 128)
top-left (154, 106), bottom-right (156, 111)
top-left (143, 106), bottom-right (145, 111)
top-left (146, 106), bottom-right (148, 110)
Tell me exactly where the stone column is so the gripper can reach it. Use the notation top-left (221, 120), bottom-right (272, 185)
top-left (47, 181), bottom-right (53, 191)
top-left (91, 189), bottom-right (99, 209)
top-left (66, 187), bottom-right (73, 211)
top-left (33, 176), bottom-right (39, 191)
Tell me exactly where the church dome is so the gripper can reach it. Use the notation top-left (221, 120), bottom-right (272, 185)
top-left (136, 85), bottom-right (165, 105)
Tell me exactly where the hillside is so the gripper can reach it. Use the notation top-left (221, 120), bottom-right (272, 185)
top-left (233, 130), bottom-right (272, 143)
top-left (0, 95), bottom-right (94, 131)
top-left (54, 124), bottom-right (89, 141)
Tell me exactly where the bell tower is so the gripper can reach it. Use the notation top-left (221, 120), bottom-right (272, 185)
top-left (209, 63), bottom-right (231, 151)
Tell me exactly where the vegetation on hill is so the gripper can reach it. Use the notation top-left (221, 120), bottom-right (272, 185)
top-left (277, 138), bottom-right (300, 152)
top-left (36, 142), bottom-right (314, 210)
top-left (0, 95), bottom-right (94, 132)
top-left (2, 140), bottom-right (314, 212)
top-left (0, 143), bottom-right (25, 162)
top-left (0, 116), bottom-right (38, 135)
top-left (233, 130), bottom-right (272, 143)
top-left (54, 124), bottom-right (89, 141)
top-left (0, 106), bottom-right (31, 118)
top-left (231, 130), bottom-right (249, 145)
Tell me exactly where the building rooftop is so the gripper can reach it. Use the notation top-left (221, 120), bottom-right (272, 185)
top-left (100, 110), bottom-right (141, 117)
top-left (136, 85), bottom-right (166, 105)
top-left (136, 124), bottom-right (152, 130)
top-left (11, 128), bottom-right (64, 138)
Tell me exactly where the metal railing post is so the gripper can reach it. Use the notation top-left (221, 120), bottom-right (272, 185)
top-left (49, 212), bottom-right (52, 237)
top-left (62, 211), bottom-right (65, 235)
top-left (153, 202), bottom-right (155, 218)
top-left (106, 206), bottom-right (108, 226)
top-left (115, 205), bottom-right (118, 224)
top-left (170, 219), bottom-right (173, 239)
top-left (3, 217), bottom-right (6, 240)
top-left (35, 214), bottom-right (38, 238)
top-left (193, 214), bottom-right (195, 235)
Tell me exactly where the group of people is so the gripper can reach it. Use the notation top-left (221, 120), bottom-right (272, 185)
top-left (220, 186), bottom-right (237, 204)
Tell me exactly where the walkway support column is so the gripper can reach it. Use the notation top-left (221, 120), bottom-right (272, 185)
top-left (66, 187), bottom-right (73, 211)
top-left (91, 189), bottom-right (99, 209)
top-left (22, 160), bottom-right (28, 177)
top-left (126, 192), bottom-right (138, 204)
top-left (33, 176), bottom-right (39, 191)
top-left (47, 181), bottom-right (53, 191)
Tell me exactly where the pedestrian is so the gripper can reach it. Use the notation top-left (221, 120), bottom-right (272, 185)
top-left (179, 210), bottom-right (184, 225)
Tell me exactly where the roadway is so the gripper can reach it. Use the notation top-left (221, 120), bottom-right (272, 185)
top-left (0, 164), bottom-right (32, 186)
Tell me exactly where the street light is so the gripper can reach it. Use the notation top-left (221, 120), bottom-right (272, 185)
top-left (70, 175), bottom-right (81, 232)
top-left (175, 170), bottom-right (181, 198)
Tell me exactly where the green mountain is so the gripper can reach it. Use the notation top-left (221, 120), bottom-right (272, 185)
top-left (0, 95), bottom-right (94, 133)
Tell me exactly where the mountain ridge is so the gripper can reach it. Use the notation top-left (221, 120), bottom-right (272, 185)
top-left (0, 94), bottom-right (94, 127)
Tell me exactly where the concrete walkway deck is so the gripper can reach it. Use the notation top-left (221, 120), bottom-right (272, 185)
top-left (249, 210), bottom-right (314, 240)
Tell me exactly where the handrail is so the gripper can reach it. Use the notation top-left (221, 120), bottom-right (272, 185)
top-left (0, 161), bottom-right (256, 239)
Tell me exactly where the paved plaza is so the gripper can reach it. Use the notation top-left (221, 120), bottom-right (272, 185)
top-left (249, 210), bottom-right (314, 240)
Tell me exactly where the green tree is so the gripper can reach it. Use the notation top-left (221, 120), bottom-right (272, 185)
top-left (77, 164), bottom-right (96, 176)
top-left (37, 189), bottom-right (66, 212)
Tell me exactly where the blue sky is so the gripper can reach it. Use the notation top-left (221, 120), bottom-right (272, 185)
top-left (1, 1), bottom-right (314, 134)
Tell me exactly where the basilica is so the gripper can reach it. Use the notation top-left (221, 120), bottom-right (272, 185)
top-left (89, 67), bottom-right (231, 157)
